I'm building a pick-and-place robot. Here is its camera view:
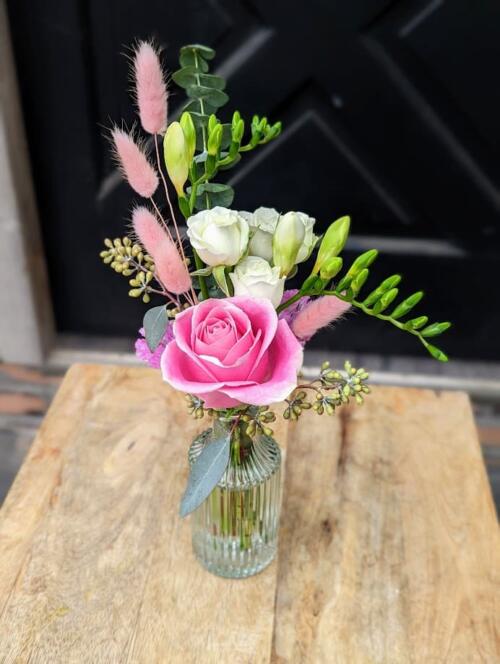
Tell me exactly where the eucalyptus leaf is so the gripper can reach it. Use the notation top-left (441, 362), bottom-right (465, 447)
top-left (179, 51), bottom-right (209, 71)
top-left (173, 68), bottom-right (225, 90)
top-left (194, 183), bottom-right (234, 210)
top-left (180, 44), bottom-right (215, 60)
top-left (179, 431), bottom-right (230, 517)
top-left (143, 306), bottom-right (168, 352)
top-left (186, 85), bottom-right (229, 109)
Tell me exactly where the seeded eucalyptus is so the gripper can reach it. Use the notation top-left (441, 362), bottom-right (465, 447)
top-left (284, 361), bottom-right (370, 420)
top-left (100, 237), bottom-right (157, 304)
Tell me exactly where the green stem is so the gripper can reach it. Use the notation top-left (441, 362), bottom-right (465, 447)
top-left (322, 289), bottom-right (432, 356)
top-left (276, 291), bottom-right (303, 314)
top-left (193, 249), bottom-right (209, 300)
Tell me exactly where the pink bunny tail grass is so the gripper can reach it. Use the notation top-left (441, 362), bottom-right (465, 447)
top-left (291, 295), bottom-right (351, 341)
top-left (111, 128), bottom-right (158, 198)
top-left (133, 41), bottom-right (168, 135)
top-left (132, 206), bottom-right (191, 295)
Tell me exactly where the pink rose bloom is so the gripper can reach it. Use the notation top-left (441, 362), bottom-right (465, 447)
top-left (161, 297), bottom-right (303, 409)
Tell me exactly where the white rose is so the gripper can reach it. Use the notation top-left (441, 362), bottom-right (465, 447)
top-left (187, 206), bottom-right (249, 267)
top-left (229, 256), bottom-right (285, 308)
top-left (241, 207), bottom-right (279, 263)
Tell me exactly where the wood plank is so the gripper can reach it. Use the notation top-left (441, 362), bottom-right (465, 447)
top-left (0, 364), bottom-right (288, 663)
top-left (272, 386), bottom-right (500, 663)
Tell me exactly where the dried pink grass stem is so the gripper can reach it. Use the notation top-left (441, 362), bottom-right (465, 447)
top-left (111, 128), bottom-right (158, 198)
top-left (133, 41), bottom-right (168, 135)
top-left (132, 206), bottom-right (192, 296)
top-left (291, 295), bottom-right (351, 341)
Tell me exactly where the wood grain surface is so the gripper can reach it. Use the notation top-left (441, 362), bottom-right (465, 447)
top-left (0, 365), bottom-right (498, 663)
top-left (0, 365), bottom-right (288, 663)
top-left (273, 387), bottom-right (500, 663)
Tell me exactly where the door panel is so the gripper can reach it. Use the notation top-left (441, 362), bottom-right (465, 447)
top-left (6, 0), bottom-right (499, 358)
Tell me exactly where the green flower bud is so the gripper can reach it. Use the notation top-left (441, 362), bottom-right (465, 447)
top-left (179, 112), bottom-right (196, 164)
top-left (207, 123), bottom-right (223, 156)
top-left (320, 256), bottom-right (343, 280)
top-left (232, 119), bottom-right (245, 144)
top-left (313, 216), bottom-right (351, 275)
top-left (272, 212), bottom-right (306, 277)
top-left (208, 114), bottom-right (218, 134)
top-left (163, 122), bottom-right (189, 197)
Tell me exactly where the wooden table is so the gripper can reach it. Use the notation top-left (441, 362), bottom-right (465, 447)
top-left (0, 365), bottom-right (498, 663)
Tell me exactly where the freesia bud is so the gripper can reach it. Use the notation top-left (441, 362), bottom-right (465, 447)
top-left (313, 216), bottom-right (350, 275)
top-left (320, 256), bottom-right (343, 280)
top-left (180, 112), bottom-right (196, 164)
top-left (273, 212), bottom-right (306, 277)
top-left (207, 123), bottom-right (222, 156)
top-left (163, 122), bottom-right (189, 196)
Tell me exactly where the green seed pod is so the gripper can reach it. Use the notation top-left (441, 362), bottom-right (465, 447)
top-left (104, 238), bottom-right (113, 248)
top-left (142, 293), bottom-right (151, 304)
top-left (128, 288), bottom-right (143, 298)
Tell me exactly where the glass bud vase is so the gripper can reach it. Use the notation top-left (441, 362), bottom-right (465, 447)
top-left (188, 415), bottom-right (282, 579)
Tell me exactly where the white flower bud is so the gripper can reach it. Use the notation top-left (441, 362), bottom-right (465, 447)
top-left (273, 212), bottom-right (306, 276)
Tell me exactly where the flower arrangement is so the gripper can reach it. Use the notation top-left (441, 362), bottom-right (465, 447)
top-left (101, 41), bottom-right (451, 550)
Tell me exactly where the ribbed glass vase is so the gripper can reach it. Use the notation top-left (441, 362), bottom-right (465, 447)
top-left (188, 416), bottom-right (282, 579)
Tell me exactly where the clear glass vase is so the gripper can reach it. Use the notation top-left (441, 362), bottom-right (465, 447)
top-left (188, 415), bottom-right (282, 579)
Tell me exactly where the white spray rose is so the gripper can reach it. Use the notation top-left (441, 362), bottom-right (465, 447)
top-left (293, 211), bottom-right (318, 263)
top-left (229, 256), bottom-right (285, 307)
top-left (187, 206), bottom-right (249, 267)
top-left (240, 207), bottom-right (280, 263)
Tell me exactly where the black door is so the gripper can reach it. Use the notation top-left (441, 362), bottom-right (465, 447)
top-left (6, 0), bottom-right (500, 359)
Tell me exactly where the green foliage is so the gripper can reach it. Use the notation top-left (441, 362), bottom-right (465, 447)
top-left (179, 427), bottom-right (230, 517)
top-left (320, 250), bottom-right (450, 361)
top-left (170, 44), bottom-right (282, 219)
top-left (143, 305), bottom-right (169, 352)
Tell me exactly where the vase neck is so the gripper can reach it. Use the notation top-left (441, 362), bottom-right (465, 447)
top-left (212, 414), bottom-right (259, 466)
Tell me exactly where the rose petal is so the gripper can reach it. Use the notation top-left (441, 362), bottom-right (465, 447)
top-left (220, 321), bottom-right (302, 405)
top-left (160, 342), bottom-right (224, 394)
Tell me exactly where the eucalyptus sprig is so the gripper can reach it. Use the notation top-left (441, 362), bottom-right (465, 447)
top-left (167, 44), bottom-right (281, 217)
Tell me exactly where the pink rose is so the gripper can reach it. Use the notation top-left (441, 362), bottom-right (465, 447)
top-left (161, 297), bottom-right (303, 409)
